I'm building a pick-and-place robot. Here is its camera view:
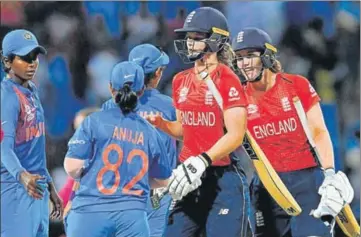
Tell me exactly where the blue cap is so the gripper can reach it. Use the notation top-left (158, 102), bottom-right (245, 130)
top-left (110, 61), bottom-right (145, 92)
top-left (232, 27), bottom-right (274, 52)
top-left (2, 29), bottom-right (47, 57)
top-left (129, 44), bottom-right (169, 74)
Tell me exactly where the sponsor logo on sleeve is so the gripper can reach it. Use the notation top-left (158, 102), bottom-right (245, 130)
top-left (309, 84), bottom-right (317, 97)
top-left (68, 139), bottom-right (86, 145)
top-left (228, 87), bottom-right (240, 101)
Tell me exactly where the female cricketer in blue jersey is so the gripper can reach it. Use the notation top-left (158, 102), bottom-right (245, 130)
top-left (64, 61), bottom-right (172, 237)
top-left (129, 43), bottom-right (176, 237)
top-left (102, 44), bottom-right (176, 237)
top-left (1, 29), bottom-right (63, 237)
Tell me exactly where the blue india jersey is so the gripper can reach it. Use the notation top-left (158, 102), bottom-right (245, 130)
top-left (1, 78), bottom-right (51, 183)
top-left (65, 108), bottom-right (172, 212)
top-left (102, 88), bottom-right (177, 170)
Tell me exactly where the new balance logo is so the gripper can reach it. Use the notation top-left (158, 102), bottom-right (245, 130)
top-left (186, 164), bottom-right (197, 174)
top-left (286, 207), bottom-right (297, 214)
top-left (218, 208), bottom-right (229, 215)
top-left (337, 211), bottom-right (349, 224)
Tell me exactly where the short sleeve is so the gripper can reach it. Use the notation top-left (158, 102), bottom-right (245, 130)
top-left (66, 116), bottom-right (93, 160)
top-left (171, 74), bottom-right (181, 110)
top-left (1, 88), bottom-right (19, 138)
top-left (168, 104), bottom-right (177, 121)
top-left (148, 129), bottom-right (172, 179)
top-left (294, 75), bottom-right (321, 112)
top-left (219, 69), bottom-right (247, 110)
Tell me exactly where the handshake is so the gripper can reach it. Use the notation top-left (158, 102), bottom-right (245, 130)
top-left (311, 169), bottom-right (354, 225)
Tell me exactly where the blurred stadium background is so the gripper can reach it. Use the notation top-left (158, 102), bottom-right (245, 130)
top-left (1, 1), bottom-right (360, 236)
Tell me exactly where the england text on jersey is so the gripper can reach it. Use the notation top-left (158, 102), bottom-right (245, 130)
top-left (253, 118), bottom-right (297, 139)
top-left (180, 111), bottom-right (216, 127)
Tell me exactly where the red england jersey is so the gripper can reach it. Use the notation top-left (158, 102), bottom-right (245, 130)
top-left (244, 73), bottom-right (320, 172)
top-left (172, 64), bottom-right (247, 166)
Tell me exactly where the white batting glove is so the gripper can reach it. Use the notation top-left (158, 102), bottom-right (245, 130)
top-left (169, 174), bottom-right (202, 201)
top-left (319, 170), bottom-right (354, 204)
top-left (311, 185), bottom-right (344, 226)
top-left (311, 169), bottom-right (354, 226)
top-left (168, 154), bottom-right (211, 200)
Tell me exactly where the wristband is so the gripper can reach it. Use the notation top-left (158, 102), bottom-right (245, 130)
top-left (199, 152), bottom-right (212, 167)
top-left (324, 168), bottom-right (335, 177)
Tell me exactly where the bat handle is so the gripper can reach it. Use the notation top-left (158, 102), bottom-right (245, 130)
top-left (160, 189), bottom-right (169, 199)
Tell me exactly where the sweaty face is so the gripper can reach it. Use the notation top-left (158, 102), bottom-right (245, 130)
top-left (185, 32), bottom-right (207, 57)
top-left (9, 50), bottom-right (40, 81)
top-left (235, 49), bottom-right (263, 81)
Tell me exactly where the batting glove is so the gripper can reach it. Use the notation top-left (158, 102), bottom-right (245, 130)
top-left (311, 169), bottom-right (354, 226)
top-left (311, 185), bottom-right (344, 226)
top-left (319, 170), bottom-right (354, 205)
top-left (168, 153), bottom-right (212, 200)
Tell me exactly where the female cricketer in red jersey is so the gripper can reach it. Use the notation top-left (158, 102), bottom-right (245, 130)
top-left (231, 27), bottom-right (354, 237)
top-left (147, 7), bottom-right (250, 237)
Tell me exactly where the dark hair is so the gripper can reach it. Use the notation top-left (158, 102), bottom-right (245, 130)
top-left (144, 71), bottom-right (157, 86)
top-left (0, 51), bottom-right (15, 73)
top-left (114, 83), bottom-right (138, 114)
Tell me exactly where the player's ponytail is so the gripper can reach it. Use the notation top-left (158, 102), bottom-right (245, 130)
top-left (217, 42), bottom-right (236, 69)
top-left (270, 59), bottom-right (283, 73)
top-left (114, 83), bottom-right (138, 114)
top-left (0, 51), bottom-right (14, 74)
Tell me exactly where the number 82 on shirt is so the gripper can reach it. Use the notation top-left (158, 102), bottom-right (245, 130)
top-left (96, 144), bottom-right (149, 196)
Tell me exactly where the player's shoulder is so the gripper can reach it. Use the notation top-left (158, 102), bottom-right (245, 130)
top-left (173, 68), bottom-right (193, 85)
top-left (101, 98), bottom-right (115, 110)
top-left (152, 91), bottom-right (173, 106)
top-left (1, 79), bottom-right (13, 92)
top-left (217, 64), bottom-right (241, 82)
top-left (1, 80), bottom-right (19, 101)
top-left (129, 112), bottom-right (159, 137)
top-left (90, 108), bottom-right (119, 120)
top-left (218, 63), bottom-right (236, 75)
top-left (279, 72), bottom-right (310, 85)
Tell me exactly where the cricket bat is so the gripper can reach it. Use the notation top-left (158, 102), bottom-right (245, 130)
top-left (243, 131), bottom-right (302, 216)
top-left (293, 96), bottom-right (360, 237)
top-left (204, 78), bottom-right (302, 216)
